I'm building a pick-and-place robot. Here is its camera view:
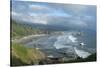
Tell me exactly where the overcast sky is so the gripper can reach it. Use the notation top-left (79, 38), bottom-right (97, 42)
top-left (11, 0), bottom-right (96, 30)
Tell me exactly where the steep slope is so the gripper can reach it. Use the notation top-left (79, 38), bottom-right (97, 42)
top-left (11, 43), bottom-right (45, 66)
top-left (11, 20), bottom-right (46, 66)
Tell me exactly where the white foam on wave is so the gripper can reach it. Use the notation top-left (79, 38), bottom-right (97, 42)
top-left (53, 32), bottom-right (91, 58)
top-left (54, 33), bottom-right (78, 49)
top-left (68, 35), bottom-right (77, 43)
top-left (74, 47), bottom-right (91, 58)
top-left (54, 35), bottom-right (69, 49)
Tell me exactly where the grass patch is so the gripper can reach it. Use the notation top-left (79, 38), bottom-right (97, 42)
top-left (11, 43), bottom-right (45, 66)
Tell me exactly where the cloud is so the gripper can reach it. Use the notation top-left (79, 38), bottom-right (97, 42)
top-left (68, 16), bottom-right (87, 26)
top-left (66, 5), bottom-right (86, 12)
top-left (11, 1), bottom-right (96, 30)
top-left (18, 13), bottom-right (48, 24)
top-left (29, 4), bottom-right (49, 10)
top-left (46, 15), bottom-right (87, 28)
top-left (28, 4), bottom-right (72, 17)
top-left (11, 11), bottom-right (21, 16)
top-left (48, 3), bottom-right (87, 16)
top-left (29, 4), bottom-right (52, 13)
top-left (25, 12), bottom-right (87, 28)
top-left (29, 15), bottom-right (48, 24)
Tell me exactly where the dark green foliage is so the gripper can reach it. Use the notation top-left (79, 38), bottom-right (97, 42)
top-left (11, 55), bottom-right (28, 66)
top-left (63, 53), bottom-right (96, 63)
top-left (85, 53), bottom-right (96, 61)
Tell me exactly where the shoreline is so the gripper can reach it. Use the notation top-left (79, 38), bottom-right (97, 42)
top-left (12, 34), bottom-right (47, 43)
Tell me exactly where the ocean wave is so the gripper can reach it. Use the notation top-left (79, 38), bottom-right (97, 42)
top-left (54, 32), bottom-right (78, 49)
top-left (53, 31), bottom-right (94, 58)
top-left (74, 47), bottom-right (91, 58)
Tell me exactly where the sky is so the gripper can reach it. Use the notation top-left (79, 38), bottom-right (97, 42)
top-left (11, 0), bottom-right (96, 30)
